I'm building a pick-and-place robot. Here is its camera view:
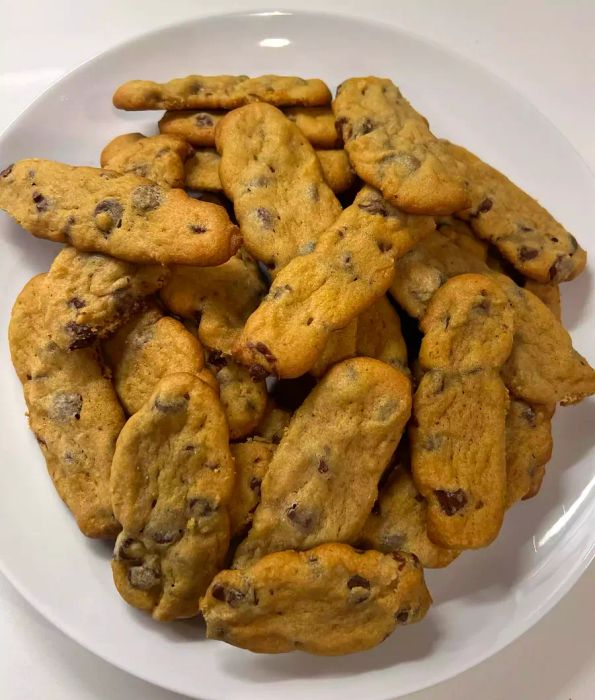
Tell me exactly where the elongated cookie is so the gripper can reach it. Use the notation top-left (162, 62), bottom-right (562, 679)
top-left (411, 275), bottom-right (513, 549)
top-left (160, 249), bottom-right (266, 355)
top-left (9, 274), bottom-right (124, 538)
top-left (356, 296), bottom-right (408, 371)
top-left (0, 159), bottom-right (240, 266)
top-left (495, 273), bottom-right (595, 405)
top-left (160, 106), bottom-right (340, 148)
top-left (202, 543), bottom-right (431, 655)
top-left (185, 147), bottom-right (354, 195)
top-left (100, 133), bottom-right (193, 188)
top-left (523, 279), bottom-right (561, 320)
top-left (357, 466), bottom-right (459, 568)
top-left (390, 228), bottom-right (489, 319)
top-left (216, 103), bottom-right (343, 274)
top-left (102, 303), bottom-right (207, 414)
top-left (333, 77), bottom-right (469, 215)
top-left (111, 372), bottom-right (235, 621)
top-left (505, 399), bottom-right (554, 507)
top-left (113, 74), bottom-right (331, 110)
top-left (228, 441), bottom-right (276, 538)
top-left (235, 186), bottom-right (434, 378)
top-left (44, 247), bottom-right (168, 351)
top-left (233, 358), bottom-right (412, 568)
top-left (207, 352), bottom-right (268, 440)
top-left (450, 143), bottom-right (586, 283)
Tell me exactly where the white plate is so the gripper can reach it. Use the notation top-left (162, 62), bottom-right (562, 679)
top-left (0, 9), bottom-right (594, 700)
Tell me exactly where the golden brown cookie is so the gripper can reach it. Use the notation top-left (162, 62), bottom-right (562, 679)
top-left (159, 106), bottom-right (340, 148)
top-left (235, 186), bottom-right (434, 378)
top-left (201, 543), bottom-right (431, 655)
top-left (113, 74), bottom-right (331, 110)
top-left (495, 273), bottom-right (595, 405)
top-left (100, 132), bottom-right (193, 188)
top-left (215, 103), bottom-right (342, 274)
top-left (253, 400), bottom-right (292, 444)
top-left (0, 159), bottom-right (240, 266)
top-left (450, 143), bottom-right (586, 283)
top-left (233, 358), bottom-right (412, 567)
top-left (44, 247), bottom-right (168, 351)
top-left (9, 274), bottom-right (124, 538)
top-left (228, 441), bottom-right (276, 538)
top-left (333, 77), bottom-right (469, 215)
top-left (111, 372), bottom-right (234, 621)
top-left (505, 399), bottom-right (554, 507)
top-left (102, 303), bottom-right (207, 415)
top-left (160, 249), bottom-right (266, 355)
top-left (309, 321), bottom-right (358, 378)
top-left (436, 217), bottom-right (488, 261)
top-left (355, 296), bottom-right (408, 372)
top-left (357, 466), bottom-right (459, 568)
top-left (411, 274), bottom-right (514, 549)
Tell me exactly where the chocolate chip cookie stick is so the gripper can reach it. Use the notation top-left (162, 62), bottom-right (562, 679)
top-left (0, 159), bottom-right (240, 266)
top-left (235, 186), bottom-right (434, 379)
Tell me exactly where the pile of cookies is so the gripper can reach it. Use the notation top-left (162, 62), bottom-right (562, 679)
top-left (2, 73), bottom-right (594, 656)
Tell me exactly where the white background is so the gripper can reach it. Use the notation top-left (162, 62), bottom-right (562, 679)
top-left (0, 1), bottom-right (593, 699)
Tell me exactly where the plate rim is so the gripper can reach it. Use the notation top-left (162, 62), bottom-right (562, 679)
top-left (0, 7), bottom-right (594, 699)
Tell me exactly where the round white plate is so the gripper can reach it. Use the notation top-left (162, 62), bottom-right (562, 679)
top-left (1, 9), bottom-right (594, 700)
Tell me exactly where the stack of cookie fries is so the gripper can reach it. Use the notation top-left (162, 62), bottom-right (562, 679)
top-left (1, 72), bottom-right (594, 656)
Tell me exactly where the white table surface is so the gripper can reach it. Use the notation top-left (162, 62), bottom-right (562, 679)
top-left (1, 1), bottom-right (594, 699)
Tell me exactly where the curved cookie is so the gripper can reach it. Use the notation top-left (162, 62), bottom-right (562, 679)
top-left (229, 441), bottom-right (276, 538)
top-left (160, 249), bottom-right (266, 355)
top-left (160, 106), bottom-right (340, 149)
top-left (44, 247), bottom-right (169, 351)
top-left (216, 103), bottom-right (342, 274)
top-left (9, 274), bottom-right (124, 538)
top-left (103, 304), bottom-right (207, 414)
top-left (505, 399), bottom-right (554, 507)
top-left (185, 147), bottom-right (354, 195)
top-left (111, 372), bottom-right (235, 621)
top-left (357, 467), bottom-right (459, 568)
top-left (356, 296), bottom-right (408, 372)
top-left (235, 186), bottom-right (434, 378)
top-left (100, 132), bottom-right (193, 188)
top-left (113, 74), bottom-right (331, 110)
top-left (233, 358), bottom-right (412, 568)
top-left (450, 143), bottom-right (586, 283)
top-left (333, 77), bottom-right (469, 215)
top-left (0, 159), bottom-right (240, 266)
top-left (207, 352), bottom-right (268, 441)
top-left (202, 543), bottom-right (431, 655)
top-left (411, 275), bottom-right (513, 549)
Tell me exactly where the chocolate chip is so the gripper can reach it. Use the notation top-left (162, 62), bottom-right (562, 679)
top-left (195, 112), bottom-right (214, 127)
top-left (269, 284), bottom-right (293, 300)
top-left (392, 552), bottom-right (408, 571)
top-left (381, 533), bottom-right (406, 550)
top-left (548, 254), bottom-right (571, 281)
top-left (475, 298), bottom-right (491, 313)
top-left (189, 223), bottom-right (208, 233)
top-left (207, 349), bottom-right (227, 370)
top-left (149, 528), bottom-right (182, 545)
top-left (286, 503), bottom-right (315, 532)
top-left (131, 184), bottom-right (164, 213)
top-left (476, 198), bottom-right (493, 215)
top-left (50, 392), bottom-right (83, 422)
top-left (255, 207), bottom-right (275, 230)
top-left (249, 477), bottom-right (262, 494)
top-left (335, 116), bottom-right (351, 141)
top-left (518, 246), bottom-right (539, 262)
top-left (64, 321), bottom-right (96, 349)
top-left (1, 164), bottom-right (14, 178)
top-left (522, 405), bottom-right (537, 427)
top-left (358, 198), bottom-right (388, 217)
top-left (68, 297), bottom-right (86, 310)
top-left (347, 575), bottom-right (370, 590)
top-left (395, 607), bottom-right (412, 624)
top-left (188, 497), bottom-right (218, 519)
top-left (248, 364), bottom-right (269, 381)
top-left (61, 215), bottom-right (76, 239)
top-left (355, 117), bottom-right (376, 137)
top-left (251, 341), bottom-right (276, 365)
top-left (183, 444), bottom-right (196, 453)
top-left (211, 584), bottom-right (246, 607)
top-left (377, 240), bottom-right (393, 253)
top-left (435, 489), bottom-right (468, 515)
top-left (32, 192), bottom-right (48, 212)
top-left (381, 152), bottom-right (421, 173)
top-left (127, 563), bottom-right (160, 590)
top-left (153, 395), bottom-right (188, 413)
top-left (519, 224), bottom-right (533, 232)
top-left (188, 80), bottom-right (203, 94)
top-left (317, 458), bottom-right (329, 474)
top-left (94, 199), bottom-right (123, 234)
